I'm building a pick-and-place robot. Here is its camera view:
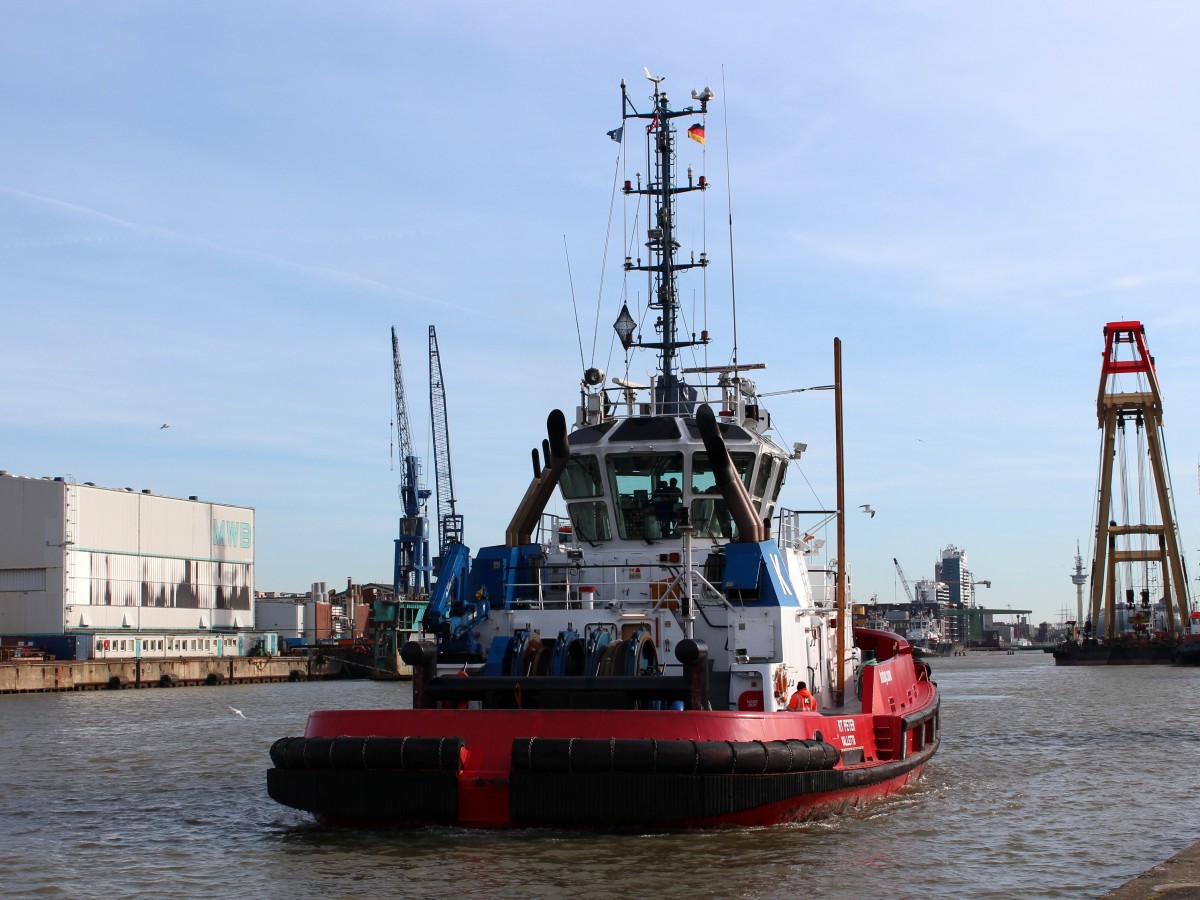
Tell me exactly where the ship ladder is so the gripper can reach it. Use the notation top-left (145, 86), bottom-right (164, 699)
top-left (872, 722), bottom-right (895, 761)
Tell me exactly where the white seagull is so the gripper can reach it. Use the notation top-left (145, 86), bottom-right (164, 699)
top-left (859, 504), bottom-right (876, 518)
top-left (228, 705), bottom-right (246, 718)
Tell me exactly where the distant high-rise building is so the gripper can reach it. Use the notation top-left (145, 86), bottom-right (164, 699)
top-left (935, 544), bottom-right (976, 644)
top-left (935, 544), bottom-right (975, 607)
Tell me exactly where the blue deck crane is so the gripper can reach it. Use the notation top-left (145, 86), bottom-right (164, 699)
top-left (374, 328), bottom-right (434, 674)
top-left (422, 325), bottom-right (484, 659)
top-left (392, 326), bottom-right (433, 599)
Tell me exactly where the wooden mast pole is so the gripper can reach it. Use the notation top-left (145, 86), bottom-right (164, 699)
top-left (834, 337), bottom-right (846, 705)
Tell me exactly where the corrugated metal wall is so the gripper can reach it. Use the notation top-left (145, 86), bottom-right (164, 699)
top-left (0, 569), bottom-right (48, 592)
top-left (68, 552), bottom-right (252, 610)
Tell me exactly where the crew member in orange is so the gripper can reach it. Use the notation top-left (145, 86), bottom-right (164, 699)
top-left (787, 680), bottom-right (817, 711)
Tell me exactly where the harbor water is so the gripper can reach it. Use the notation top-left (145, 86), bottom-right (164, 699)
top-left (2, 652), bottom-right (1198, 898)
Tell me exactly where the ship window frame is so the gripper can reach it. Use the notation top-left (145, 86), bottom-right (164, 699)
top-left (689, 497), bottom-right (741, 540)
top-left (688, 450), bottom-right (755, 540)
top-left (606, 452), bottom-right (685, 540)
top-left (567, 501), bottom-right (612, 542)
top-left (752, 454), bottom-right (776, 501)
top-left (560, 455), bottom-right (604, 499)
top-left (770, 461), bottom-right (787, 503)
top-left (690, 451), bottom-right (755, 493)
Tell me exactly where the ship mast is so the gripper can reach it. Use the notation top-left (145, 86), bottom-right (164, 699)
top-left (621, 74), bottom-right (711, 413)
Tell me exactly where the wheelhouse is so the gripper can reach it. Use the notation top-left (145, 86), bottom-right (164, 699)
top-left (561, 415), bottom-right (789, 545)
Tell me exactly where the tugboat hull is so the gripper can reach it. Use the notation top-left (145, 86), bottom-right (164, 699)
top-left (268, 704), bottom-right (939, 829)
top-left (267, 635), bottom-right (940, 829)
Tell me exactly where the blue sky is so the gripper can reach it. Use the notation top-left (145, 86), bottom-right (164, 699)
top-left (5, 2), bottom-right (1200, 625)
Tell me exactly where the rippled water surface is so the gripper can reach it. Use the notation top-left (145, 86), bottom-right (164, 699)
top-left (3, 653), bottom-right (1199, 898)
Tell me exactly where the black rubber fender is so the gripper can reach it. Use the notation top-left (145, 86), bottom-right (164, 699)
top-left (270, 736), bottom-right (464, 771)
top-left (512, 737), bottom-right (840, 775)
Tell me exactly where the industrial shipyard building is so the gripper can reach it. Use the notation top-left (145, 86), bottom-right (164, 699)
top-left (0, 471), bottom-right (255, 659)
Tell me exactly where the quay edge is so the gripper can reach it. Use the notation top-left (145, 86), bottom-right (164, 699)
top-left (1101, 840), bottom-right (1200, 899)
top-left (0, 655), bottom-right (349, 693)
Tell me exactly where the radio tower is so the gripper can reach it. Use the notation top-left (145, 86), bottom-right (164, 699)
top-left (1070, 542), bottom-right (1087, 629)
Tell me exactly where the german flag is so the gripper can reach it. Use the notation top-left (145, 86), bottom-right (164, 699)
top-left (687, 123), bottom-right (705, 145)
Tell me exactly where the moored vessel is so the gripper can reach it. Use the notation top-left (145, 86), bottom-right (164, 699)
top-left (1054, 322), bottom-right (1196, 666)
top-left (267, 72), bottom-right (940, 828)
top-left (906, 614), bottom-right (952, 660)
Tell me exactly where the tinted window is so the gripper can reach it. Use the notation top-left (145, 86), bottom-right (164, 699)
top-left (568, 501), bottom-right (612, 542)
top-left (561, 455), bottom-right (604, 498)
top-left (607, 453), bottom-right (685, 539)
top-left (691, 452), bottom-right (755, 494)
top-left (752, 455), bottom-right (775, 500)
top-left (770, 463), bottom-right (787, 503)
top-left (568, 421), bottom-right (616, 444)
top-left (610, 417), bottom-right (682, 442)
top-left (690, 498), bottom-right (740, 539)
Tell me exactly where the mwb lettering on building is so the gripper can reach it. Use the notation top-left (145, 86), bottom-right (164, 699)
top-left (213, 520), bottom-right (252, 549)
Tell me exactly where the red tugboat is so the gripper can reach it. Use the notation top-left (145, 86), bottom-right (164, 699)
top-left (267, 73), bottom-right (940, 828)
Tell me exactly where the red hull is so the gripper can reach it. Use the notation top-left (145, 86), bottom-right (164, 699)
top-left (268, 644), bottom-right (940, 829)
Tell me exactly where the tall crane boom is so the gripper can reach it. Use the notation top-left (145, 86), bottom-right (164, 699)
top-left (391, 327), bottom-right (431, 599)
top-left (893, 557), bottom-right (916, 604)
top-left (429, 325), bottom-right (463, 555)
top-left (392, 327), bottom-right (422, 520)
top-left (422, 325), bottom-right (478, 656)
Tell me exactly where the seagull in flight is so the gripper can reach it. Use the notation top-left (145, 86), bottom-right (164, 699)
top-left (160, 423), bottom-right (170, 429)
top-left (228, 705), bottom-right (246, 718)
top-left (859, 504), bottom-right (876, 518)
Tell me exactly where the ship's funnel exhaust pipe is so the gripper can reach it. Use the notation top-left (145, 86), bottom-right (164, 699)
top-left (696, 404), bottom-right (763, 543)
top-left (506, 409), bottom-right (571, 546)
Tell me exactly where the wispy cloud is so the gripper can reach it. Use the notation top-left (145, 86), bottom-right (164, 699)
top-left (0, 184), bottom-right (469, 311)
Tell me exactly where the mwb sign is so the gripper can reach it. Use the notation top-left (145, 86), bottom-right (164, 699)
top-left (213, 520), bottom-right (252, 549)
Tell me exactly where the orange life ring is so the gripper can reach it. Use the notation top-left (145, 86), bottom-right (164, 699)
top-left (773, 667), bottom-right (788, 698)
top-left (103, 640), bottom-right (110, 650)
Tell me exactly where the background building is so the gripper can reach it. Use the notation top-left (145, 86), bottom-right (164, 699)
top-left (255, 580), bottom-right (384, 647)
top-left (936, 544), bottom-right (975, 644)
top-left (0, 472), bottom-right (254, 642)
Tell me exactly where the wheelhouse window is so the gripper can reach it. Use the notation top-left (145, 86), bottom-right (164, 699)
top-left (568, 501), bottom-right (611, 542)
top-left (690, 497), bottom-right (741, 540)
top-left (607, 453), bottom-right (684, 539)
top-left (561, 455), bottom-right (604, 498)
top-left (690, 451), bottom-right (754, 493)
top-left (690, 451), bottom-right (755, 539)
top-left (763, 462), bottom-right (788, 519)
top-left (752, 455), bottom-right (776, 510)
top-left (771, 463), bottom-right (787, 503)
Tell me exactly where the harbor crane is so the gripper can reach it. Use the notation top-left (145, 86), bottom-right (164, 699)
top-left (374, 327), bottom-right (437, 674)
top-left (428, 325), bottom-right (463, 558)
top-left (893, 557), bottom-right (916, 604)
top-left (391, 326), bottom-right (433, 599)
top-left (420, 326), bottom-right (482, 658)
